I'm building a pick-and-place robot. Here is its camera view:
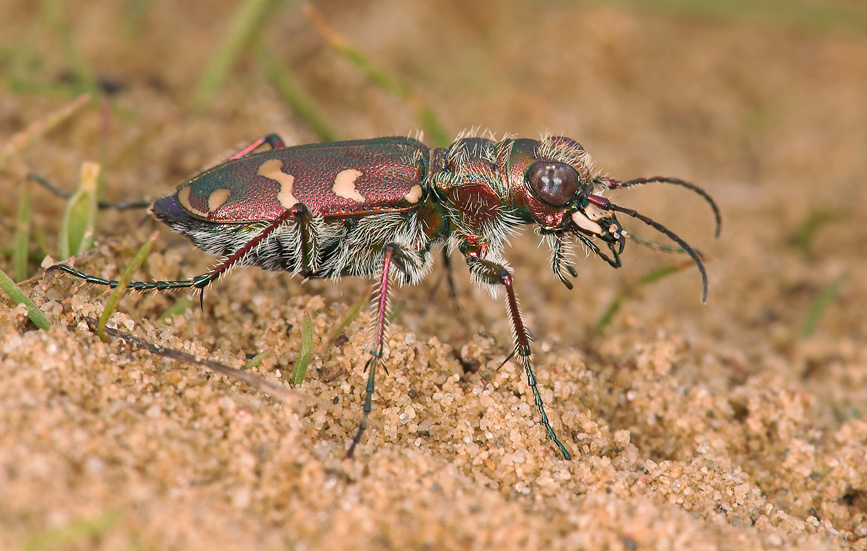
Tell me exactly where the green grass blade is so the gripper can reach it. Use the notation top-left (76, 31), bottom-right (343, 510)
top-left (319, 284), bottom-right (371, 355)
top-left (386, 301), bottom-right (404, 325)
top-left (416, 105), bottom-right (451, 147)
top-left (799, 272), bottom-right (846, 339)
top-left (788, 208), bottom-right (843, 256)
top-left (96, 231), bottom-right (158, 343)
top-left (254, 41), bottom-right (337, 142)
top-left (577, 0), bottom-right (867, 37)
top-left (33, 223), bottom-right (51, 259)
top-left (244, 348), bottom-right (271, 369)
top-left (191, 0), bottom-right (288, 110)
top-left (0, 266), bottom-right (51, 330)
top-left (305, 4), bottom-right (451, 146)
top-left (23, 509), bottom-right (121, 551)
top-left (158, 297), bottom-right (193, 324)
top-left (40, 0), bottom-right (99, 94)
top-left (14, 185), bottom-right (32, 281)
top-left (289, 310), bottom-right (313, 386)
top-left (596, 262), bottom-right (692, 333)
top-left (0, 94), bottom-right (90, 169)
top-left (0, 246), bottom-right (45, 265)
top-left (59, 162), bottom-right (100, 259)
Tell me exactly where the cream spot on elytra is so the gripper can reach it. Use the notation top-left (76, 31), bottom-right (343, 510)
top-left (207, 188), bottom-right (231, 212)
top-left (404, 184), bottom-right (423, 204)
top-left (257, 159), bottom-right (298, 209)
top-left (333, 169), bottom-right (365, 203)
top-left (177, 186), bottom-right (209, 218)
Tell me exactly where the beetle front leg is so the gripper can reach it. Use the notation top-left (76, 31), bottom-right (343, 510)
top-left (552, 234), bottom-right (578, 290)
top-left (463, 247), bottom-right (573, 460)
top-left (346, 243), bottom-right (399, 458)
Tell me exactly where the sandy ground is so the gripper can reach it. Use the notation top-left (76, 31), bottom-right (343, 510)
top-left (2, 1), bottom-right (866, 549)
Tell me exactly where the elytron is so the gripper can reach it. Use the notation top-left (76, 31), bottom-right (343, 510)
top-left (49, 132), bottom-right (720, 459)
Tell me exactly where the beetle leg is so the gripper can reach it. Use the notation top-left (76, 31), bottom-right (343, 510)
top-left (46, 263), bottom-right (213, 292)
top-left (552, 234), bottom-right (578, 290)
top-left (27, 173), bottom-right (151, 211)
top-left (425, 249), bottom-right (468, 326)
top-left (346, 243), bottom-right (399, 458)
top-left (228, 133), bottom-right (287, 160)
top-left (462, 247), bottom-right (572, 460)
top-left (440, 249), bottom-right (470, 327)
top-left (47, 204), bottom-right (304, 305)
top-left (289, 203), bottom-right (319, 277)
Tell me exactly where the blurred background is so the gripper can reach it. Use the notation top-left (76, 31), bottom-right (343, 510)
top-left (1, 1), bottom-right (866, 549)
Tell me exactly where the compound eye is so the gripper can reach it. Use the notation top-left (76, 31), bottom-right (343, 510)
top-left (527, 162), bottom-right (580, 207)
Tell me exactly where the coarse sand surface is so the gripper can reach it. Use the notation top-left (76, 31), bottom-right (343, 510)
top-left (2, 2), bottom-right (866, 549)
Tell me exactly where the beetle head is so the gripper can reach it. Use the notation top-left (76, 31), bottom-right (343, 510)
top-left (507, 137), bottom-right (625, 256)
top-left (509, 136), bottom-right (717, 302)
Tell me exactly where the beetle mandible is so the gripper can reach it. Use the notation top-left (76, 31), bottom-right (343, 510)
top-left (48, 132), bottom-right (721, 459)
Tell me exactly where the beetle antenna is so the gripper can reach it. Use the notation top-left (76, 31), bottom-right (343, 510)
top-left (627, 232), bottom-right (705, 257)
top-left (601, 176), bottom-right (721, 238)
top-left (593, 200), bottom-right (709, 303)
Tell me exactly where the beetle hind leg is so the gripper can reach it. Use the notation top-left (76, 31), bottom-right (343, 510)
top-left (47, 204), bottom-right (305, 309)
top-left (228, 133), bottom-right (287, 160)
top-left (45, 263), bottom-right (212, 292)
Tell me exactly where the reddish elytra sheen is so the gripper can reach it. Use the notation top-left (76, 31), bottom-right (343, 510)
top-left (48, 133), bottom-right (720, 460)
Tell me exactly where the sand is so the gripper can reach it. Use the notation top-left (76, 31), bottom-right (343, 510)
top-left (2, 1), bottom-right (866, 549)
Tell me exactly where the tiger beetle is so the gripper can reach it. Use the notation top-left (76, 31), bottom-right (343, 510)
top-left (47, 132), bottom-right (720, 460)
